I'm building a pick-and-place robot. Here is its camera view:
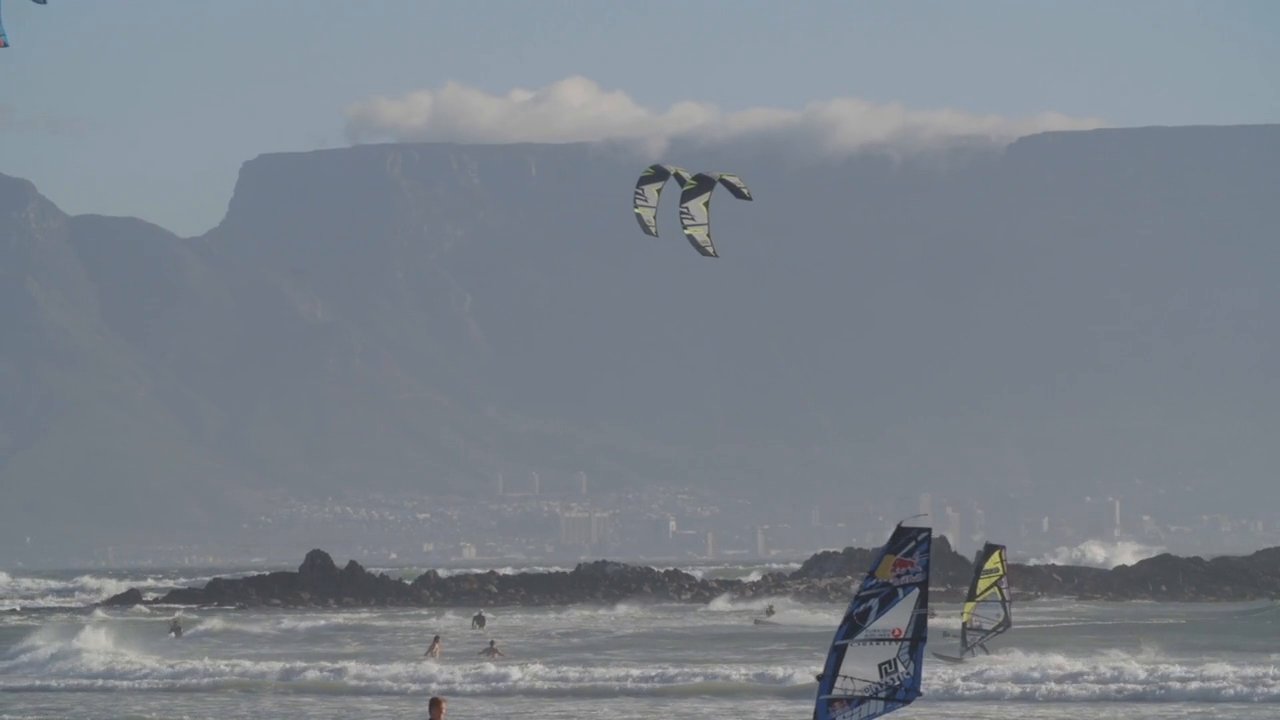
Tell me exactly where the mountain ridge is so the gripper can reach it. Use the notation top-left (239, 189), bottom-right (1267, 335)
top-left (2, 124), bottom-right (1277, 554)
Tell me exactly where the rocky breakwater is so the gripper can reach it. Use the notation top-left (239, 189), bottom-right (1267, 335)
top-left (785, 535), bottom-right (978, 602)
top-left (987, 547), bottom-right (1280, 601)
top-left (101, 551), bottom-right (741, 608)
top-left (777, 539), bottom-right (1280, 602)
top-left (411, 559), bottom-right (737, 605)
top-left (98, 543), bottom-right (1280, 609)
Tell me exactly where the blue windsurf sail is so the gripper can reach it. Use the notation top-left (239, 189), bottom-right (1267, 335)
top-left (814, 522), bottom-right (931, 720)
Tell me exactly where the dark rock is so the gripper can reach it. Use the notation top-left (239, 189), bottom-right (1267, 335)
top-left (101, 588), bottom-right (143, 606)
top-left (299, 549), bottom-right (338, 577)
top-left (98, 543), bottom-right (1280, 610)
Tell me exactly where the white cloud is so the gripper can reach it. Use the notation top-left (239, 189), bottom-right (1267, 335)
top-left (1032, 539), bottom-right (1166, 569)
top-left (344, 76), bottom-right (1105, 155)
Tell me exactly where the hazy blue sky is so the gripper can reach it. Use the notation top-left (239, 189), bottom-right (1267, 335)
top-left (2, 0), bottom-right (1277, 236)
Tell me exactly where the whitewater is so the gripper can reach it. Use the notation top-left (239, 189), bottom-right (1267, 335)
top-left (2, 566), bottom-right (1277, 719)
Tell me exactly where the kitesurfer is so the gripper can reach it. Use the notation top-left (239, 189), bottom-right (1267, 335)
top-left (424, 634), bottom-right (442, 659)
top-left (428, 695), bottom-right (447, 720)
top-left (479, 639), bottom-right (505, 659)
top-left (471, 610), bottom-right (486, 630)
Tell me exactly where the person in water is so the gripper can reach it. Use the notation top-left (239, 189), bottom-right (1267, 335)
top-left (764, 603), bottom-right (776, 618)
top-left (471, 610), bottom-right (486, 630)
top-left (169, 618), bottom-right (183, 638)
top-left (479, 639), bottom-right (505, 659)
top-left (428, 695), bottom-right (447, 720)
top-left (424, 634), bottom-right (442, 659)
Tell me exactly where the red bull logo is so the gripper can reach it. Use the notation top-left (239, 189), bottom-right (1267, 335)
top-left (875, 552), bottom-right (926, 586)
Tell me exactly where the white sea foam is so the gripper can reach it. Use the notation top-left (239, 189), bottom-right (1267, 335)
top-left (927, 649), bottom-right (1280, 703)
top-left (1032, 540), bottom-right (1166, 569)
top-left (3, 630), bottom-right (1275, 704)
top-left (0, 625), bottom-right (813, 695)
top-left (2, 600), bottom-right (1277, 706)
top-left (0, 570), bottom-right (239, 608)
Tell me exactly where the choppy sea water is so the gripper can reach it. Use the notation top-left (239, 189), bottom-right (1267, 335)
top-left (2, 566), bottom-right (1277, 719)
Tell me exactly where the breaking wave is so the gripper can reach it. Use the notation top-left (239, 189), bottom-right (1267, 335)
top-left (0, 623), bottom-right (812, 696)
top-left (1031, 540), bottom-right (1166, 569)
top-left (927, 649), bottom-right (1280, 703)
top-left (3, 623), bottom-right (1275, 703)
top-left (0, 570), bottom-right (247, 609)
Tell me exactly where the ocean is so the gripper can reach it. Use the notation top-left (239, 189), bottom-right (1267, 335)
top-left (2, 565), bottom-right (1277, 719)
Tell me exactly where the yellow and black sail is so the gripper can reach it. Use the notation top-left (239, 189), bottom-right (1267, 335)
top-left (958, 542), bottom-right (1012, 657)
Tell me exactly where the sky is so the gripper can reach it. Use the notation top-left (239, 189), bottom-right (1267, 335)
top-left (1, 0), bottom-right (1277, 237)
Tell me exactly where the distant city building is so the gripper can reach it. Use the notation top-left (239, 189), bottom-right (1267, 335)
top-left (559, 510), bottom-right (615, 549)
top-left (945, 506), bottom-right (961, 551)
top-left (918, 493), bottom-right (933, 521)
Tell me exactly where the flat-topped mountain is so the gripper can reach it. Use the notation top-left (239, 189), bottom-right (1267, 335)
top-left (3, 125), bottom-right (1278, 550)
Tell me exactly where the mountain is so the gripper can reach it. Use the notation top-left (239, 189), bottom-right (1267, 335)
top-left (2, 125), bottom-right (1277, 552)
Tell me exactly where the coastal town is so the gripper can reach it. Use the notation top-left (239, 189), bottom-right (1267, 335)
top-left (21, 478), bottom-right (1278, 571)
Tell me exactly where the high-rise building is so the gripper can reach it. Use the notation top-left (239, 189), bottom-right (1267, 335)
top-left (559, 510), bottom-right (615, 548)
top-left (918, 492), bottom-right (933, 520)
top-left (972, 505), bottom-right (986, 541)
top-left (945, 506), bottom-right (962, 551)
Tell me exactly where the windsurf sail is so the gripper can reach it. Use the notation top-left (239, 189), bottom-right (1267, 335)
top-left (814, 522), bottom-right (931, 720)
top-left (957, 542), bottom-right (1011, 657)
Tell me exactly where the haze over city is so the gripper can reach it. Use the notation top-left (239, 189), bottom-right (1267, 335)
top-left (2, 1), bottom-right (1277, 572)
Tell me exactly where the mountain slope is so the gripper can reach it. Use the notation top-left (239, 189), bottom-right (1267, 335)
top-left (1, 125), bottom-right (1277, 550)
